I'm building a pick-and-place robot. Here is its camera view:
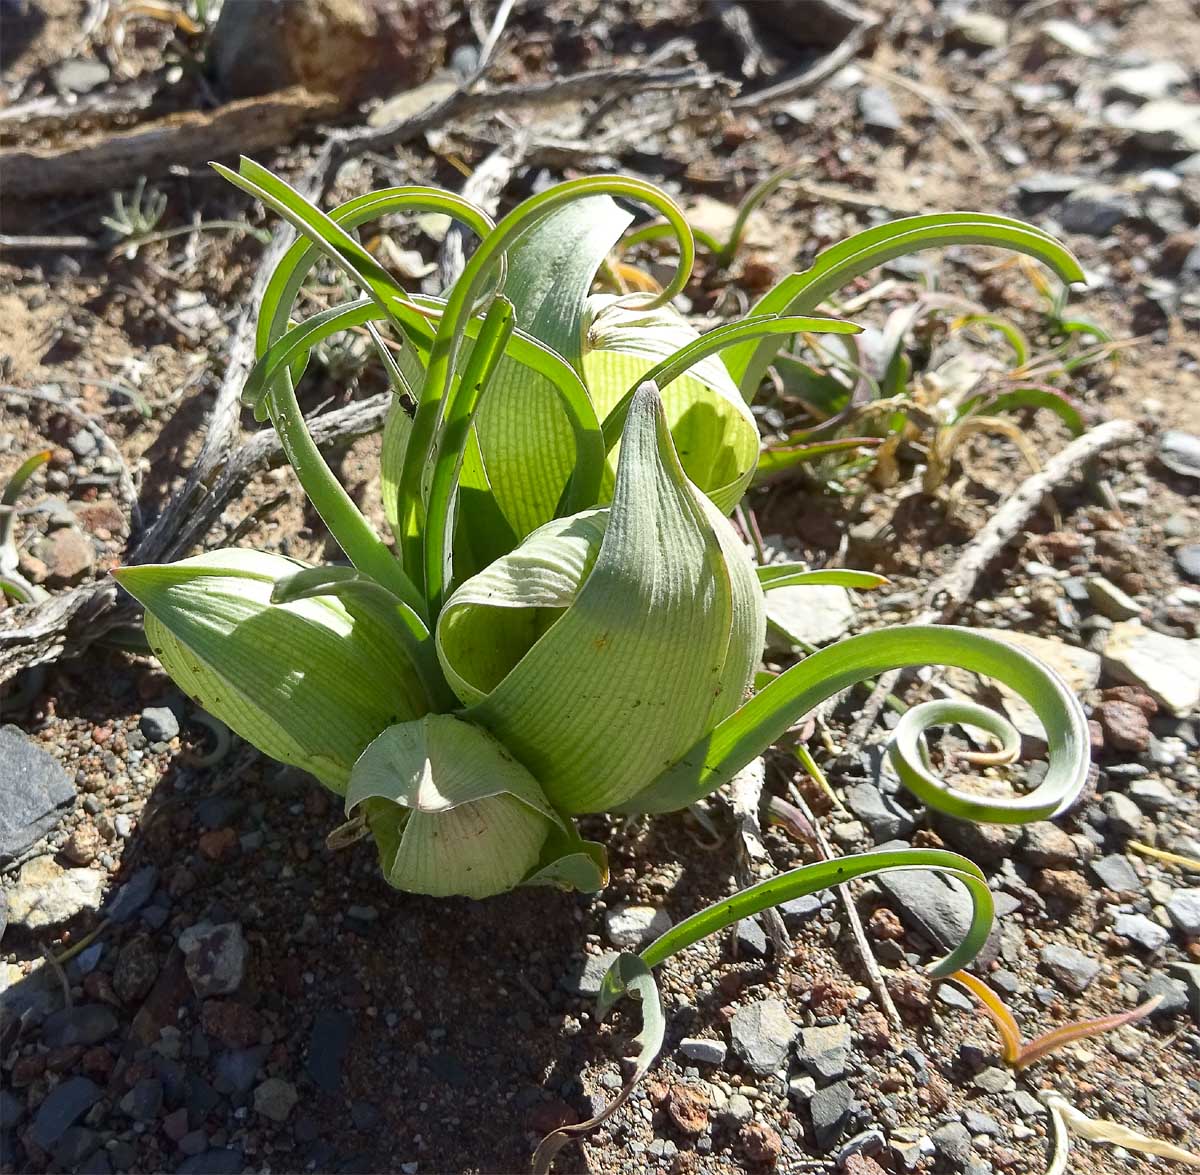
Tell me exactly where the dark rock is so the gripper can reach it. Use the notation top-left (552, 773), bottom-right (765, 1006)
top-left (0, 725), bottom-right (75, 864)
top-left (559, 951), bottom-right (619, 999)
top-left (1140, 972), bottom-right (1189, 1017)
top-left (845, 784), bottom-right (915, 841)
top-left (1060, 185), bottom-right (1137, 235)
top-left (30, 1076), bottom-right (101, 1150)
top-left (780, 893), bottom-right (832, 925)
top-left (1096, 700), bottom-right (1152, 752)
top-left (734, 917), bottom-right (770, 959)
top-left (105, 866), bottom-right (160, 923)
top-left (1040, 944), bottom-right (1100, 993)
top-left (176, 1148), bottom-right (244, 1174)
top-left (120, 1076), bottom-right (164, 1121)
top-left (53, 1125), bottom-right (100, 1167)
top-left (42, 1005), bottom-right (118, 1049)
top-left (876, 848), bottom-right (1000, 965)
top-left (0, 1089), bottom-right (25, 1131)
top-left (1090, 853), bottom-right (1142, 892)
top-left (810, 1079), bottom-right (855, 1150)
top-left (306, 1010), bottom-right (354, 1093)
top-left (932, 1120), bottom-right (973, 1166)
top-left (729, 998), bottom-right (796, 1075)
top-left (934, 818), bottom-right (1020, 864)
top-left (140, 706), bottom-right (179, 743)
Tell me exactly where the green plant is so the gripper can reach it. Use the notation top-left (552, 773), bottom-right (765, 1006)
top-left (755, 256), bottom-right (1126, 494)
top-left (0, 449), bottom-right (51, 604)
top-left (114, 159), bottom-right (1096, 1159)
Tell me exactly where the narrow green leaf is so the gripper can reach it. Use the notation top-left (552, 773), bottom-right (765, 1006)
top-left (727, 214), bottom-right (1084, 398)
top-left (625, 624), bottom-right (1090, 824)
top-left (956, 386), bottom-right (1085, 437)
top-left (756, 566), bottom-right (889, 591)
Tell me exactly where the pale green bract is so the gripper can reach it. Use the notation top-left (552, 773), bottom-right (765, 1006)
top-left (113, 159), bottom-right (1099, 1167)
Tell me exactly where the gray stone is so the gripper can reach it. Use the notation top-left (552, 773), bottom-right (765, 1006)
top-left (1016, 173), bottom-right (1088, 198)
top-left (964, 1109), bottom-right (1002, 1136)
top-left (779, 893), bottom-right (830, 925)
top-left (1104, 620), bottom-right (1200, 715)
top-left (120, 1077), bottom-right (163, 1121)
top-left (1160, 430), bottom-right (1200, 479)
top-left (179, 922), bottom-right (246, 998)
top-left (1040, 944), bottom-right (1100, 993)
top-left (177, 1149), bottom-right (244, 1174)
top-left (306, 1009), bottom-right (353, 1093)
top-left (30, 1077), bottom-right (101, 1151)
top-left (845, 784), bottom-right (915, 842)
top-left (877, 856), bottom-right (999, 965)
top-left (1090, 852), bottom-right (1142, 892)
top-left (810, 1079), bottom-right (855, 1150)
top-left (213, 1046), bottom-right (269, 1095)
top-left (766, 584), bottom-right (855, 649)
top-left (53, 1125), bottom-right (100, 1167)
top-left (721, 1092), bottom-right (754, 1126)
top-left (947, 11), bottom-right (1006, 49)
top-left (679, 1037), bottom-right (726, 1065)
top-left (0, 726), bottom-right (75, 864)
top-left (973, 1065), bottom-right (1015, 1094)
top-left (1140, 972), bottom-right (1189, 1017)
top-left (729, 998), bottom-right (797, 1075)
top-left (735, 916), bottom-right (770, 959)
top-left (1060, 185), bottom-right (1137, 236)
top-left (604, 903), bottom-right (672, 949)
top-left (253, 1077), bottom-right (297, 1122)
top-left (859, 85), bottom-right (902, 132)
top-left (1101, 793), bottom-right (1143, 836)
top-left (1129, 778), bottom-right (1174, 812)
top-left (140, 706), bottom-right (179, 743)
top-left (1167, 962), bottom-right (1200, 1022)
top-left (1178, 545), bottom-right (1200, 582)
top-left (1113, 912), bottom-right (1169, 951)
top-left (797, 1023), bottom-right (852, 1083)
top-left (560, 951), bottom-right (620, 998)
top-left (1166, 890), bottom-right (1200, 937)
top-left (932, 1120), bottom-right (973, 1166)
top-left (105, 865), bottom-right (159, 923)
top-left (43, 1004), bottom-right (118, 1048)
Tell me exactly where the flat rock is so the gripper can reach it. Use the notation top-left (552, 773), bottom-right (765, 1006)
top-left (105, 865), bottom-right (159, 923)
top-left (766, 584), bottom-right (855, 649)
top-left (0, 726), bottom-right (75, 864)
top-left (560, 951), bottom-right (620, 998)
top-left (810, 1079), bottom-right (855, 1150)
top-left (1113, 912), bottom-right (1169, 951)
top-left (604, 903), bottom-right (672, 949)
top-left (1166, 890), bottom-right (1200, 937)
top-left (679, 1038), bottom-right (727, 1065)
top-left (1140, 972), bottom-right (1189, 1017)
top-left (1090, 852), bottom-right (1142, 892)
top-left (1040, 944), bottom-right (1100, 993)
top-left (306, 1009), bottom-right (354, 1093)
top-left (797, 1023), bottom-right (852, 1082)
top-left (1103, 621), bottom-right (1200, 716)
top-left (1109, 98), bottom-right (1200, 153)
top-left (729, 998), bottom-right (797, 1075)
top-left (7, 855), bottom-right (104, 929)
top-left (876, 853), bottom-right (999, 965)
top-left (43, 1004), bottom-right (118, 1048)
top-left (845, 784), bottom-right (915, 842)
top-left (177, 1148), bottom-right (244, 1174)
top-left (1106, 61), bottom-right (1189, 103)
top-left (1060, 185), bottom-right (1138, 236)
top-left (858, 85), bottom-right (902, 133)
top-left (31, 1076), bottom-right (101, 1151)
top-left (1019, 822), bottom-right (1077, 867)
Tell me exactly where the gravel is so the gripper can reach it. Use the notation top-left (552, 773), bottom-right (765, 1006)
top-left (728, 998), bottom-right (797, 1075)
